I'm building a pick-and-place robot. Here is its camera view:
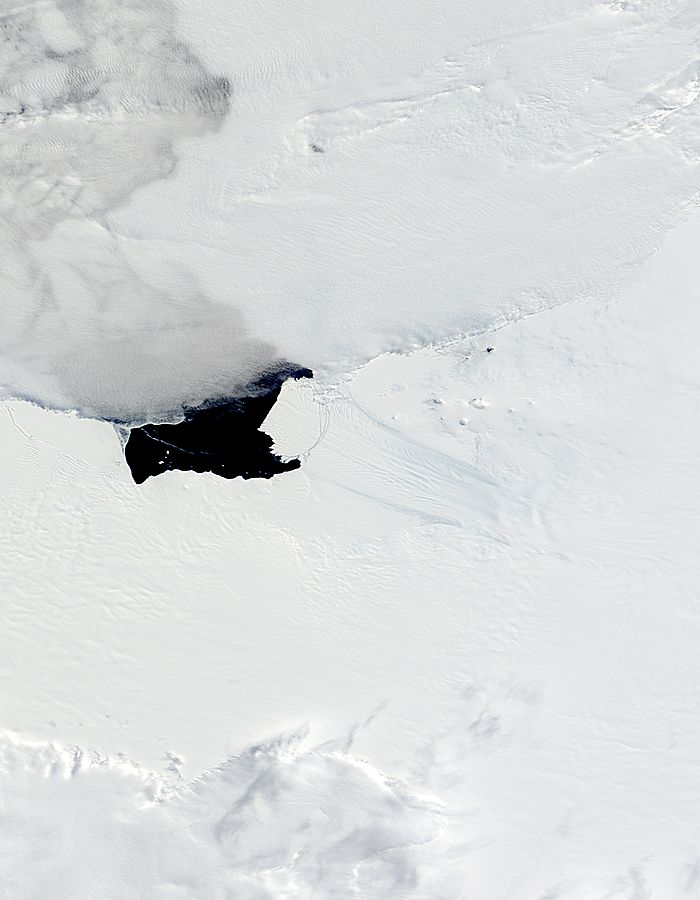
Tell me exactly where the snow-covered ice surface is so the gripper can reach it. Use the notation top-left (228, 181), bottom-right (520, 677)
top-left (3, 0), bottom-right (700, 418)
top-left (1, 209), bottom-right (699, 896)
top-left (2, 0), bottom-right (700, 896)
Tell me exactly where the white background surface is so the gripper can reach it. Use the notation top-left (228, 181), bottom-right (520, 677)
top-left (2, 209), bottom-right (700, 896)
top-left (1, 0), bottom-right (700, 896)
